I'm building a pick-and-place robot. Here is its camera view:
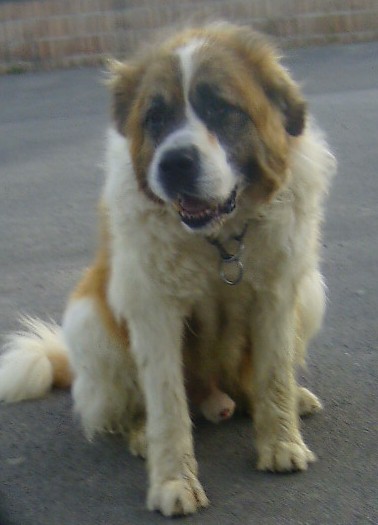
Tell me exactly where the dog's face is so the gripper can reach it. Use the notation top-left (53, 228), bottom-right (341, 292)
top-left (109, 24), bottom-right (306, 233)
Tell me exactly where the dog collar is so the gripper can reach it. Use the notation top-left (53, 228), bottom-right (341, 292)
top-left (207, 221), bottom-right (250, 286)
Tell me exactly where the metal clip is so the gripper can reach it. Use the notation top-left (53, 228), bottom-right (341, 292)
top-left (219, 241), bottom-right (245, 286)
top-left (207, 221), bottom-right (250, 286)
top-left (220, 257), bottom-right (244, 285)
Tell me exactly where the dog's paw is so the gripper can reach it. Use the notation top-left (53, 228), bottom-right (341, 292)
top-left (147, 473), bottom-right (209, 517)
top-left (257, 438), bottom-right (316, 472)
top-left (128, 424), bottom-right (147, 458)
top-left (297, 386), bottom-right (323, 417)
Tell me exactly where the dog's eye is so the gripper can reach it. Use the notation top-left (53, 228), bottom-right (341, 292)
top-left (203, 99), bottom-right (233, 122)
top-left (144, 107), bottom-right (168, 133)
top-left (143, 98), bottom-right (174, 139)
top-left (194, 86), bottom-right (248, 127)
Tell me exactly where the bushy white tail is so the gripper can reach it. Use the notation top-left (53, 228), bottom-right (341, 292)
top-left (0, 316), bottom-right (72, 402)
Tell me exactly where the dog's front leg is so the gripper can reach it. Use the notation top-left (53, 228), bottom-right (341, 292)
top-left (127, 303), bottom-right (208, 517)
top-left (251, 287), bottom-right (316, 472)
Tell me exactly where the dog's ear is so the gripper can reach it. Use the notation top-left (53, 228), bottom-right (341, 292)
top-left (230, 27), bottom-right (306, 136)
top-left (262, 70), bottom-right (306, 137)
top-left (106, 59), bottom-right (141, 135)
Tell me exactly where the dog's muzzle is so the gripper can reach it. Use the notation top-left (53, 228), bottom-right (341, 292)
top-left (158, 146), bottom-right (200, 199)
top-left (158, 146), bottom-right (236, 230)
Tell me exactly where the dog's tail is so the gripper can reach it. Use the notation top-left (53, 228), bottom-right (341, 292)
top-left (0, 316), bottom-right (72, 402)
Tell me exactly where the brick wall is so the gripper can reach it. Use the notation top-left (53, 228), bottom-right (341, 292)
top-left (0, 0), bottom-right (377, 72)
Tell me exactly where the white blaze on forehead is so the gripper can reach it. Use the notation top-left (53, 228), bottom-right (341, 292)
top-left (176, 38), bottom-right (205, 98)
top-left (147, 37), bottom-right (237, 205)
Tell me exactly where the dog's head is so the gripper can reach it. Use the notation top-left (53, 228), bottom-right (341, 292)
top-left (108, 23), bottom-right (306, 233)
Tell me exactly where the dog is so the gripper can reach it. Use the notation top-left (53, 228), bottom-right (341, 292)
top-left (0, 23), bottom-right (335, 517)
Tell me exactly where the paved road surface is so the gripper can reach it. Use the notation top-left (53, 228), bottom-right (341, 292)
top-left (0, 41), bottom-right (377, 525)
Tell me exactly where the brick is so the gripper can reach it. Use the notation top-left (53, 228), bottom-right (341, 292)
top-left (1, 0), bottom-right (377, 72)
top-left (86, 13), bottom-right (107, 34)
top-left (101, 12), bottom-right (114, 33)
top-left (46, 17), bottom-right (61, 38)
top-left (37, 39), bottom-right (50, 60)
top-left (99, 0), bottom-right (114, 10)
top-left (352, 10), bottom-right (378, 32)
top-left (30, 2), bottom-right (42, 19)
top-left (98, 32), bottom-right (113, 53)
top-left (47, 1), bottom-right (68, 17)
top-left (81, 0), bottom-right (98, 14)
top-left (19, 41), bottom-right (38, 61)
top-left (313, 10), bottom-right (377, 36)
top-left (0, 42), bottom-right (8, 61)
top-left (10, 20), bottom-right (22, 45)
top-left (0, 5), bottom-right (8, 23)
top-left (7, 3), bottom-right (24, 21)
top-left (226, 0), bottom-right (261, 19)
top-left (122, 8), bottom-right (152, 30)
top-left (20, 20), bottom-right (34, 41)
top-left (0, 22), bottom-right (6, 44)
top-left (71, 0), bottom-right (83, 15)
top-left (248, 0), bottom-right (271, 18)
top-left (31, 1), bottom-right (47, 18)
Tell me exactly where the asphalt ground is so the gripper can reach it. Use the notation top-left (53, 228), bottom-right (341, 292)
top-left (0, 41), bottom-right (377, 525)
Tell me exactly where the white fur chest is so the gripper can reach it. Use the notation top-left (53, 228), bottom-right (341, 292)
top-left (103, 126), bottom-right (329, 323)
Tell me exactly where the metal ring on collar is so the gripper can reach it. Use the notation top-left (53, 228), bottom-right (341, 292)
top-left (220, 258), bottom-right (244, 286)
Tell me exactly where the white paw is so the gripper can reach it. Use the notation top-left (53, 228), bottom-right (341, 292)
top-left (147, 473), bottom-right (209, 517)
top-left (297, 386), bottom-right (323, 417)
top-left (257, 438), bottom-right (316, 472)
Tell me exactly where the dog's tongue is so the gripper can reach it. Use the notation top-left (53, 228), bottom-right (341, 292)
top-left (179, 195), bottom-right (213, 214)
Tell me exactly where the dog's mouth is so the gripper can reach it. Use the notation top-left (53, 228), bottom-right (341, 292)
top-left (173, 189), bottom-right (237, 229)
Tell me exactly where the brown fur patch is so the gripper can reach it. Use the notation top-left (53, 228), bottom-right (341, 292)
top-left (48, 350), bottom-right (73, 389)
top-left (127, 54), bottom-right (185, 201)
top-left (186, 29), bottom-right (294, 197)
top-left (71, 205), bottom-right (130, 347)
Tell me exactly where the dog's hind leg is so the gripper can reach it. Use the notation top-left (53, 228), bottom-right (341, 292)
top-left (297, 386), bottom-right (323, 417)
top-left (295, 269), bottom-right (326, 365)
top-left (62, 297), bottom-right (145, 453)
top-left (294, 269), bottom-right (326, 417)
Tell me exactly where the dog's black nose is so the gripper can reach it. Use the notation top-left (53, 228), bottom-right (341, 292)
top-left (158, 146), bottom-right (200, 198)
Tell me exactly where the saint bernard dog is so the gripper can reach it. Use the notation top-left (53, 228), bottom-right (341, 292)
top-left (0, 23), bottom-right (335, 516)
